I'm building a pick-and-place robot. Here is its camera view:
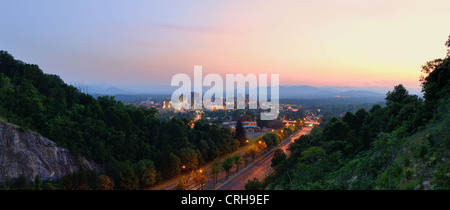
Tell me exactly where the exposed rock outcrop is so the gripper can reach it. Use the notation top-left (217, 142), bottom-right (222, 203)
top-left (0, 121), bottom-right (97, 182)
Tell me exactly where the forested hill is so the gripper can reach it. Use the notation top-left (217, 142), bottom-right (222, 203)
top-left (0, 51), bottom-right (239, 189)
top-left (260, 37), bottom-right (450, 190)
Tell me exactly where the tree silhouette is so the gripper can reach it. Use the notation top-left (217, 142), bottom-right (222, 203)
top-left (385, 84), bottom-right (409, 105)
top-left (235, 120), bottom-right (246, 145)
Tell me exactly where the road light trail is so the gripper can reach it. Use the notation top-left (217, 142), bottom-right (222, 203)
top-left (216, 126), bottom-right (313, 190)
top-left (149, 126), bottom-right (313, 190)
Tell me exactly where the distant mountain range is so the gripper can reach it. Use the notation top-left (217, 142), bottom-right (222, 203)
top-left (85, 83), bottom-right (422, 100)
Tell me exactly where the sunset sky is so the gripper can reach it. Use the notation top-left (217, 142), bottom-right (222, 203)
top-left (1, 0), bottom-right (449, 90)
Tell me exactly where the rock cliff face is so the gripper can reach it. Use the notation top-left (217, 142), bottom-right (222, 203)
top-left (0, 121), bottom-right (97, 182)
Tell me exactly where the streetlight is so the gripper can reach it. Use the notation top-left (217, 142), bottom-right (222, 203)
top-left (258, 140), bottom-right (262, 144)
top-left (199, 169), bottom-right (203, 173)
top-left (246, 139), bottom-right (249, 143)
top-left (182, 165), bottom-right (186, 169)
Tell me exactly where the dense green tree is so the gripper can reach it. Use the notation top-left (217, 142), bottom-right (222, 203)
top-left (420, 39), bottom-right (450, 120)
top-left (58, 168), bottom-right (94, 190)
top-left (262, 133), bottom-right (278, 148)
top-left (209, 159), bottom-right (221, 188)
top-left (322, 119), bottom-right (353, 155)
top-left (342, 112), bottom-right (359, 131)
top-left (178, 147), bottom-right (201, 171)
top-left (134, 160), bottom-right (158, 189)
top-left (34, 175), bottom-right (42, 190)
top-left (355, 108), bottom-right (369, 123)
top-left (271, 149), bottom-right (287, 168)
top-left (385, 84), bottom-right (409, 105)
top-left (14, 175), bottom-right (28, 190)
top-left (245, 178), bottom-right (264, 190)
top-left (233, 154), bottom-right (243, 173)
top-left (221, 156), bottom-right (234, 180)
top-left (42, 181), bottom-right (57, 190)
top-left (234, 120), bottom-right (246, 145)
top-left (59, 174), bottom-right (74, 190)
top-left (117, 163), bottom-right (139, 190)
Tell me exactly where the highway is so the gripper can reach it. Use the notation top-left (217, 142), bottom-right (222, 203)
top-left (216, 126), bottom-right (313, 190)
top-left (149, 132), bottom-right (268, 190)
top-left (149, 126), bottom-right (313, 190)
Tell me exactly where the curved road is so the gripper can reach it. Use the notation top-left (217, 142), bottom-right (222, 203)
top-left (149, 126), bottom-right (313, 190)
top-left (216, 126), bottom-right (313, 190)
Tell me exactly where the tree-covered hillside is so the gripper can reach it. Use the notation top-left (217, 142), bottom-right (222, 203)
top-left (261, 36), bottom-right (450, 190)
top-left (0, 51), bottom-right (240, 189)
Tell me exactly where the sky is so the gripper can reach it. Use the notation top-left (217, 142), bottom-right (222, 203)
top-left (1, 0), bottom-right (449, 91)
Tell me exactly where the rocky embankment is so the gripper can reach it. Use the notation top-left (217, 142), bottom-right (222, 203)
top-left (0, 121), bottom-right (97, 182)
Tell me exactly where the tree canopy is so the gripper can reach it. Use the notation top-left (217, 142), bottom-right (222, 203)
top-left (0, 51), bottom-right (240, 189)
top-left (262, 36), bottom-right (450, 190)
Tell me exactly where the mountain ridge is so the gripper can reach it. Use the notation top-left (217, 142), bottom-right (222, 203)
top-left (86, 84), bottom-right (403, 99)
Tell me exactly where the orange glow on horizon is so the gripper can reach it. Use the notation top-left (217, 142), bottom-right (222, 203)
top-left (3, 0), bottom-right (449, 89)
